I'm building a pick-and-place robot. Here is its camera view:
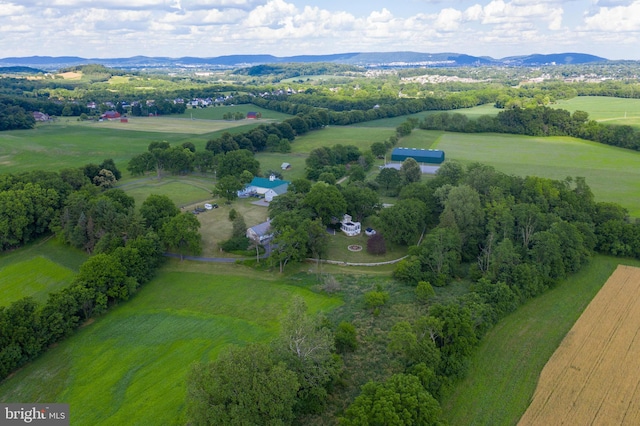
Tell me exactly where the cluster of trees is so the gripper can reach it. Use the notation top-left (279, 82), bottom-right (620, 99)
top-left (187, 297), bottom-right (343, 424)
top-left (266, 180), bottom-right (381, 271)
top-left (0, 230), bottom-right (165, 380)
top-left (0, 161), bottom-right (119, 252)
top-left (129, 99), bottom-right (186, 117)
top-left (0, 99), bottom-right (36, 130)
top-left (234, 62), bottom-right (361, 80)
top-left (305, 144), bottom-right (374, 181)
top-left (420, 106), bottom-right (640, 151)
top-left (205, 122), bottom-right (296, 154)
top-left (128, 141), bottom-right (214, 177)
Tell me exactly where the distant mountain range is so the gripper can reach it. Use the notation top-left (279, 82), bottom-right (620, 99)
top-left (0, 52), bottom-right (609, 71)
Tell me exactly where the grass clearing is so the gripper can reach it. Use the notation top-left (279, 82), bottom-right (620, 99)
top-left (519, 264), bottom-right (640, 425)
top-left (0, 261), bottom-right (342, 425)
top-left (437, 132), bottom-right (640, 216)
top-left (0, 237), bottom-right (88, 306)
top-left (120, 176), bottom-right (213, 208)
top-left (442, 255), bottom-right (640, 426)
top-left (292, 126), bottom-right (395, 153)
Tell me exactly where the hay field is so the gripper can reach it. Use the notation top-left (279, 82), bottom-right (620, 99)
top-left (519, 265), bottom-right (640, 426)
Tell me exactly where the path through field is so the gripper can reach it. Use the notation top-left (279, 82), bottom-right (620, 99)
top-left (519, 265), bottom-right (640, 425)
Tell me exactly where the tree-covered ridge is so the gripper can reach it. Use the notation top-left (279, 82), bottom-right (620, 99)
top-left (233, 62), bottom-right (363, 80)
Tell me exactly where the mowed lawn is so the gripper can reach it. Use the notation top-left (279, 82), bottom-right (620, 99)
top-left (433, 132), bottom-right (640, 216)
top-left (442, 255), bottom-right (640, 426)
top-left (0, 238), bottom-right (87, 306)
top-left (0, 261), bottom-right (342, 425)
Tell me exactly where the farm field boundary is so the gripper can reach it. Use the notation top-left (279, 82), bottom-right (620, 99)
top-left (518, 264), bottom-right (640, 425)
top-left (441, 255), bottom-right (640, 425)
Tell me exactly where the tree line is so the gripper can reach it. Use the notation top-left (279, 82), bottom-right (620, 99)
top-left (420, 105), bottom-right (640, 151)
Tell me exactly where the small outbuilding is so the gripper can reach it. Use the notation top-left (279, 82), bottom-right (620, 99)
top-left (391, 147), bottom-right (445, 164)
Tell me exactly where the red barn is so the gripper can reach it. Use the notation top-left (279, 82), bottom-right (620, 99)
top-left (101, 111), bottom-right (121, 120)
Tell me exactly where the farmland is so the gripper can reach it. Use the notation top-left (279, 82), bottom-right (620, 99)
top-left (3, 87), bottom-right (640, 425)
top-left (519, 264), bottom-right (640, 425)
top-left (442, 256), bottom-right (640, 426)
top-left (0, 261), bottom-right (341, 425)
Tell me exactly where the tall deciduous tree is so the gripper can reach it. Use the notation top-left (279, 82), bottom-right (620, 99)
top-left (186, 344), bottom-right (299, 426)
top-left (379, 199), bottom-right (427, 246)
top-left (160, 213), bottom-right (201, 260)
top-left (275, 296), bottom-right (341, 414)
top-left (214, 175), bottom-right (243, 203)
top-left (303, 182), bottom-right (347, 226)
top-left (400, 157), bottom-right (422, 184)
top-left (139, 194), bottom-right (180, 232)
top-left (341, 373), bottom-right (442, 426)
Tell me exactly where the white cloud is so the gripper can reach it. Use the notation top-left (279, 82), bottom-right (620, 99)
top-left (434, 8), bottom-right (463, 31)
top-left (583, 1), bottom-right (640, 31)
top-left (0, 2), bottom-right (24, 17)
top-left (0, 0), bottom-right (636, 60)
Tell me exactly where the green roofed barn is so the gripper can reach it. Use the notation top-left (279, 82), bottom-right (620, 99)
top-left (391, 147), bottom-right (445, 164)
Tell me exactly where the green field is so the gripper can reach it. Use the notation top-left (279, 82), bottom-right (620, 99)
top-left (0, 238), bottom-right (88, 306)
top-left (428, 131), bottom-right (640, 216)
top-left (0, 117), bottom-right (263, 176)
top-left (0, 261), bottom-right (341, 425)
top-left (554, 96), bottom-right (640, 125)
top-left (120, 176), bottom-right (214, 208)
top-left (442, 255), bottom-right (640, 425)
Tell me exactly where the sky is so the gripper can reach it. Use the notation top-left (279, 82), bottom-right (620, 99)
top-left (1, 0), bottom-right (639, 60)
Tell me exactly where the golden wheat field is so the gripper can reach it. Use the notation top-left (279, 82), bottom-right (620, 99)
top-left (519, 265), bottom-right (640, 425)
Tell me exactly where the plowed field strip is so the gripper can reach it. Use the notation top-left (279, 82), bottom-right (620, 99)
top-left (519, 265), bottom-right (640, 425)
